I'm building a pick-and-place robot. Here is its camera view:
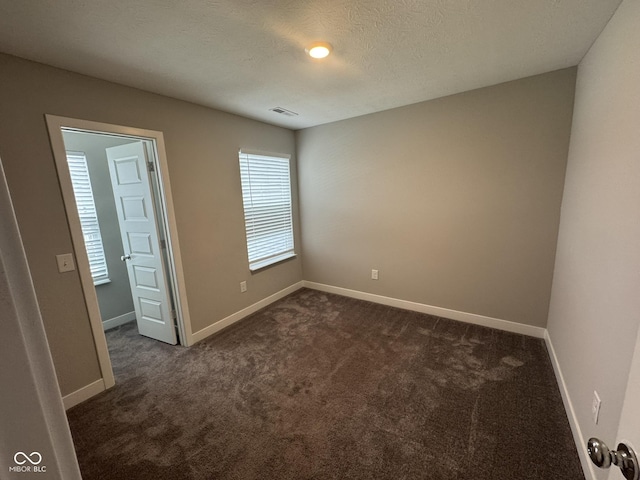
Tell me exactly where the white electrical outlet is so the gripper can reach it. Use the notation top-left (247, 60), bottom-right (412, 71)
top-left (240, 281), bottom-right (247, 293)
top-left (371, 269), bottom-right (379, 280)
top-left (592, 391), bottom-right (601, 424)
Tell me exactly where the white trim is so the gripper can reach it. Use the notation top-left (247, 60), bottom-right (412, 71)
top-left (191, 281), bottom-right (304, 343)
top-left (545, 330), bottom-right (595, 480)
top-left (62, 379), bottom-right (106, 410)
top-left (102, 311), bottom-right (136, 331)
top-left (46, 115), bottom-right (115, 390)
top-left (302, 281), bottom-right (546, 338)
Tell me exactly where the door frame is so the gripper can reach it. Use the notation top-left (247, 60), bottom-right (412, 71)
top-left (46, 114), bottom-right (194, 392)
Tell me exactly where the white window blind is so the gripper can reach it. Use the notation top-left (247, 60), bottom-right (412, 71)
top-left (239, 151), bottom-right (295, 271)
top-left (66, 151), bottom-right (109, 284)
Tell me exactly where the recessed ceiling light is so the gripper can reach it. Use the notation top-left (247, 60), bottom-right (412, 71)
top-left (305, 42), bottom-right (332, 59)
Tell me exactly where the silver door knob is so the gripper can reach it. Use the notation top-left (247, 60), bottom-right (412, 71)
top-left (588, 438), bottom-right (639, 480)
top-left (120, 254), bottom-right (132, 261)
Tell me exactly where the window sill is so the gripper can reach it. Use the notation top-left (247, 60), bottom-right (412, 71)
top-left (249, 252), bottom-right (297, 272)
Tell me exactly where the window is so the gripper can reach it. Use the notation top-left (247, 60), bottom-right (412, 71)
top-left (239, 150), bottom-right (295, 271)
top-left (66, 151), bottom-right (109, 284)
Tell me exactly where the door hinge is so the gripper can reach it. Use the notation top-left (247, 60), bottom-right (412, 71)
top-left (147, 161), bottom-right (155, 172)
top-left (171, 309), bottom-right (177, 320)
top-left (160, 239), bottom-right (167, 249)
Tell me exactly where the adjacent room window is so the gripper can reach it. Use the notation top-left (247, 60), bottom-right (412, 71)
top-left (239, 150), bottom-right (295, 271)
top-left (66, 151), bottom-right (110, 284)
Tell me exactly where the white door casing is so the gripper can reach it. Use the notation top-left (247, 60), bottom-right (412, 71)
top-left (106, 142), bottom-right (177, 345)
top-left (46, 115), bottom-right (194, 403)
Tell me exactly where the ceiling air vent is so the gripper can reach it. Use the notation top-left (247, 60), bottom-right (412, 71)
top-left (269, 107), bottom-right (299, 117)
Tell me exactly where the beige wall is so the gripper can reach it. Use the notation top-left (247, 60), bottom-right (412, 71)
top-left (297, 69), bottom-right (576, 328)
top-left (0, 53), bottom-right (302, 396)
top-left (547, 0), bottom-right (640, 473)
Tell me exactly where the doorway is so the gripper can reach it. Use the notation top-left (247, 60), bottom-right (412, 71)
top-left (63, 131), bottom-right (178, 344)
top-left (46, 115), bottom-right (193, 394)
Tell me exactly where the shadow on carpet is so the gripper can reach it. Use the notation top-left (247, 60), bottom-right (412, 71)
top-left (67, 288), bottom-right (584, 479)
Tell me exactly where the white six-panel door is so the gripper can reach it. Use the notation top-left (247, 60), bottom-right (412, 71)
top-left (106, 142), bottom-right (177, 345)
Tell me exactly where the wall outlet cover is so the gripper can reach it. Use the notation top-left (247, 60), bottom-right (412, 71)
top-left (56, 253), bottom-right (76, 273)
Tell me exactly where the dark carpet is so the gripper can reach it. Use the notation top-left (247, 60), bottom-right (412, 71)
top-left (67, 288), bottom-right (584, 479)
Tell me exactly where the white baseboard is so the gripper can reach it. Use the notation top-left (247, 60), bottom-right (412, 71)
top-left (302, 281), bottom-right (546, 338)
top-left (191, 281), bottom-right (305, 344)
top-left (62, 379), bottom-right (105, 410)
top-left (102, 311), bottom-right (135, 331)
top-left (545, 330), bottom-right (594, 480)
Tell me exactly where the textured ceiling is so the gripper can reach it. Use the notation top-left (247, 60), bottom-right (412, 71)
top-left (0, 0), bottom-right (623, 129)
